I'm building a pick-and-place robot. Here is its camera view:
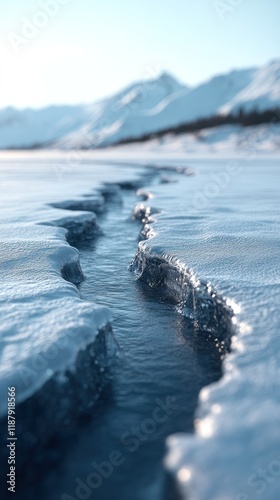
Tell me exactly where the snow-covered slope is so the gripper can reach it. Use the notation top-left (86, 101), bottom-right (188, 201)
top-left (55, 72), bottom-right (188, 149)
top-left (112, 123), bottom-right (280, 155)
top-left (0, 73), bottom-right (187, 149)
top-left (0, 105), bottom-right (88, 149)
top-left (220, 59), bottom-right (280, 114)
top-left (0, 59), bottom-right (279, 149)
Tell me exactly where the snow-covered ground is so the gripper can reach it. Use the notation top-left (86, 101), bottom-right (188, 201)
top-left (113, 123), bottom-right (280, 155)
top-left (0, 59), bottom-right (279, 149)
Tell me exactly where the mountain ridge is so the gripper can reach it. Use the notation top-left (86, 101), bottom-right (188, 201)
top-left (0, 59), bottom-right (279, 149)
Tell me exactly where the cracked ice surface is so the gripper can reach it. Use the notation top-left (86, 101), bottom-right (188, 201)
top-left (0, 154), bottom-right (144, 415)
top-left (131, 158), bottom-right (280, 500)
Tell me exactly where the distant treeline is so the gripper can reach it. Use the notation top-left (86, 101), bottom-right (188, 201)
top-left (116, 107), bottom-right (280, 145)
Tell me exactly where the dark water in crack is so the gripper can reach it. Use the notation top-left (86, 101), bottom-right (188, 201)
top-left (44, 187), bottom-right (223, 500)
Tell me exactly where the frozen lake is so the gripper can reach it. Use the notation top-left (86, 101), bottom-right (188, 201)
top-left (0, 153), bottom-right (279, 500)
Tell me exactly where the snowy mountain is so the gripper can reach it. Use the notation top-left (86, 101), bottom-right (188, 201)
top-left (55, 72), bottom-right (189, 149)
top-left (0, 59), bottom-right (279, 149)
top-left (219, 59), bottom-right (280, 114)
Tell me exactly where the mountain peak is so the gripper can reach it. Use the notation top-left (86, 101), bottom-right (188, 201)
top-left (154, 71), bottom-right (186, 91)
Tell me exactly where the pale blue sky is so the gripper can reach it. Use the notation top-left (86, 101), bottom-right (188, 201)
top-left (0, 0), bottom-right (279, 108)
